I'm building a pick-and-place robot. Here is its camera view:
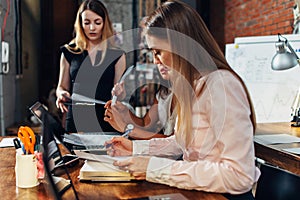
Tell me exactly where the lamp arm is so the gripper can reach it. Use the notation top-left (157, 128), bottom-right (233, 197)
top-left (294, 0), bottom-right (300, 10)
top-left (286, 40), bottom-right (300, 62)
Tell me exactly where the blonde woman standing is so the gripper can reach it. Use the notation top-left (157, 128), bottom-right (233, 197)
top-left (56, 0), bottom-right (126, 133)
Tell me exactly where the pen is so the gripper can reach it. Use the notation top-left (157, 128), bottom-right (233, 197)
top-left (105, 132), bottom-right (129, 149)
top-left (13, 138), bottom-right (23, 155)
top-left (121, 131), bottom-right (130, 138)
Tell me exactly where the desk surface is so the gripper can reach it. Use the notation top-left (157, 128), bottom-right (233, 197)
top-left (2, 123), bottom-right (299, 199)
top-left (0, 138), bottom-right (226, 200)
top-left (255, 122), bottom-right (300, 176)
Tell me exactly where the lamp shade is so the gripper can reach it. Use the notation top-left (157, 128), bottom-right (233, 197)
top-left (271, 41), bottom-right (298, 70)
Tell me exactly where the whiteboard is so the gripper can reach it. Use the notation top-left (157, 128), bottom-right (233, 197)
top-left (225, 34), bottom-right (300, 123)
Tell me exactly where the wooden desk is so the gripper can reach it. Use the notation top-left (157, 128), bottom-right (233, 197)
top-left (255, 122), bottom-right (300, 176)
top-left (0, 138), bottom-right (226, 200)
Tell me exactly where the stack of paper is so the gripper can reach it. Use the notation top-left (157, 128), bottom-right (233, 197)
top-left (79, 160), bottom-right (134, 181)
top-left (0, 138), bottom-right (15, 147)
top-left (74, 150), bottom-right (134, 181)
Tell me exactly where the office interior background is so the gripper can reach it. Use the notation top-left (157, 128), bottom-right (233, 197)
top-left (0, 0), bottom-right (296, 135)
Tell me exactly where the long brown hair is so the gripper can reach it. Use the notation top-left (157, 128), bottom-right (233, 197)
top-left (67, 0), bottom-right (114, 58)
top-left (145, 0), bottom-right (256, 146)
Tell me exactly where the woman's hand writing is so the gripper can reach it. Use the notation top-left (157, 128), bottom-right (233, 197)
top-left (105, 137), bottom-right (133, 156)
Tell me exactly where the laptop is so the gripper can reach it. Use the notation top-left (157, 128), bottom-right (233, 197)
top-left (29, 102), bottom-right (118, 166)
top-left (29, 101), bottom-right (80, 170)
top-left (40, 106), bottom-right (79, 199)
top-left (29, 102), bottom-right (65, 142)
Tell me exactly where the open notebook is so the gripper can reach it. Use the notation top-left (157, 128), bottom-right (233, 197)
top-left (74, 150), bottom-right (135, 182)
top-left (79, 160), bottom-right (134, 181)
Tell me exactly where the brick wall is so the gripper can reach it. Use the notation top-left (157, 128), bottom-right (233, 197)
top-left (225, 0), bottom-right (295, 44)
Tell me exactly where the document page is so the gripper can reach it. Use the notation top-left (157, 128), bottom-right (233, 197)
top-left (71, 93), bottom-right (106, 105)
top-left (63, 134), bottom-right (116, 149)
top-left (0, 138), bottom-right (15, 147)
top-left (74, 150), bottom-right (131, 164)
top-left (282, 147), bottom-right (300, 155)
top-left (254, 134), bottom-right (300, 145)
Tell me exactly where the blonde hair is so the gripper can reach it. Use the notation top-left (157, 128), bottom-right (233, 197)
top-left (145, 0), bottom-right (256, 147)
top-left (67, 0), bottom-right (115, 63)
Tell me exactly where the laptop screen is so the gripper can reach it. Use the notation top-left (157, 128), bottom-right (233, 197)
top-left (29, 101), bottom-right (119, 153)
top-left (29, 101), bottom-right (66, 145)
top-left (40, 105), bottom-right (79, 199)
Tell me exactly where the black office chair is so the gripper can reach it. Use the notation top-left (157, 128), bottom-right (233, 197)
top-left (255, 162), bottom-right (300, 200)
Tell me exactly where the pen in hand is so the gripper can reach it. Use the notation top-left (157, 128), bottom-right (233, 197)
top-left (121, 131), bottom-right (129, 138)
top-left (105, 131), bottom-right (130, 150)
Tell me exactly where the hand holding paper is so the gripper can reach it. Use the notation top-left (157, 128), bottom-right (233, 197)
top-left (56, 92), bottom-right (70, 112)
top-left (113, 156), bottom-right (150, 180)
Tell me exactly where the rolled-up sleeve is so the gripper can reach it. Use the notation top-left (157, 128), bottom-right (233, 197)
top-left (133, 140), bottom-right (150, 155)
top-left (133, 135), bottom-right (183, 157)
top-left (146, 157), bottom-right (174, 184)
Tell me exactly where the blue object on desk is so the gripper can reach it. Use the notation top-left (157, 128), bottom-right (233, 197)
top-left (34, 135), bottom-right (41, 152)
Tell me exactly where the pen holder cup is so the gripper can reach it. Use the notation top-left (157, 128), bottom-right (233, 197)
top-left (15, 153), bottom-right (39, 188)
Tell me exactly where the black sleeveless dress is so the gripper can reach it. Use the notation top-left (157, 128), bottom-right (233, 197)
top-left (61, 44), bottom-right (124, 133)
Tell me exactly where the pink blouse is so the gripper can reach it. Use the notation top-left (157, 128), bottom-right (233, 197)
top-left (133, 70), bottom-right (260, 194)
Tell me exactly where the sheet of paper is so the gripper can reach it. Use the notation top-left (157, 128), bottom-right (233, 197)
top-left (0, 138), bottom-right (15, 147)
top-left (79, 160), bottom-right (134, 181)
top-left (74, 150), bottom-right (131, 164)
top-left (80, 160), bottom-right (130, 175)
top-left (118, 65), bottom-right (135, 83)
top-left (282, 147), bottom-right (300, 155)
top-left (71, 93), bottom-right (106, 105)
top-left (149, 193), bottom-right (188, 200)
top-left (254, 134), bottom-right (300, 145)
top-left (63, 134), bottom-right (115, 148)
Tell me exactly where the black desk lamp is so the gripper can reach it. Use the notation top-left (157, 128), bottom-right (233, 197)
top-left (271, 33), bottom-right (300, 127)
